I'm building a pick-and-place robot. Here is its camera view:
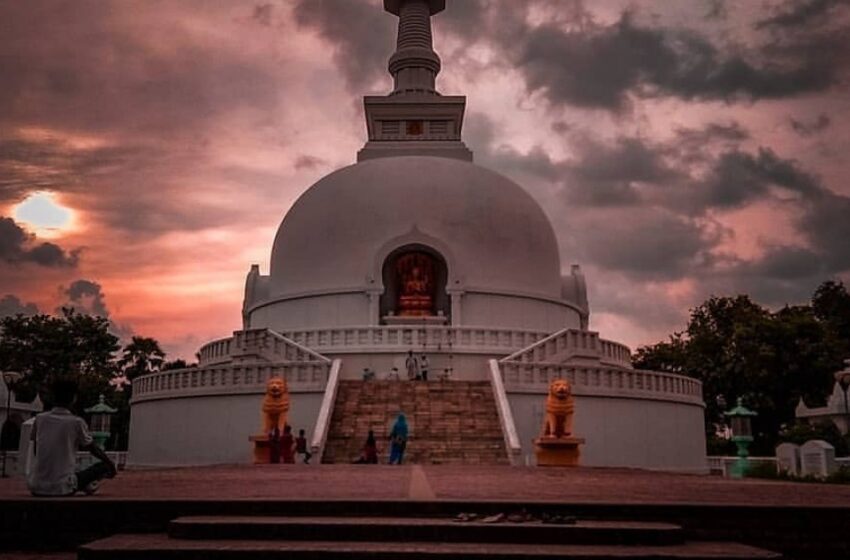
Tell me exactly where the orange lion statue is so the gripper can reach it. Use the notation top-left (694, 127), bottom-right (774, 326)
top-left (540, 378), bottom-right (574, 438)
top-left (262, 376), bottom-right (290, 433)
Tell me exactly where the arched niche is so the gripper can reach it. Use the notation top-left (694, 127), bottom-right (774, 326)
top-left (380, 244), bottom-right (450, 323)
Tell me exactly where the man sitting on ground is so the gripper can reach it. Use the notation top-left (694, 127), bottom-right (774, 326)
top-left (28, 377), bottom-right (117, 496)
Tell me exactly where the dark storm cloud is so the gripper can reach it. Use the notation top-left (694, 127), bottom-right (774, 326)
top-left (61, 279), bottom-right (110, 317)
top-left (294, 154), bottom-right (328, 171)
top-left (801, 192), bottom-right (850, 270)
top-left (253, 4), bottom-right (274, 27)
top-left (563, 137), bottom-right (676, 207)
top-left (704, 0), bottom-right (728, 20)
top-left (696, 148), bottom-right (821, 209)
top-left (0, 217), bottom-right (78, 268)
top-left (746, 246), bottom-right (826, 280)
top-left (756, 0), bottom-right (850, 29)
top-left (518, 13), bottom-right (839, 111)
top-left (790, 114), bottom-right (831, 136)
top-left (57, 278), bottom-right (134, 338)
top-left (293, 0), bottom-right (395, 91)
top-left (286, 1), bottom-right (842, 111)
top-left (582, 210), bottom-right (714, 280)
top-left (0, 294), bottom-right (40, 318)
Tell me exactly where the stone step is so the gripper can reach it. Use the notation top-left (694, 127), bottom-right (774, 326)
top-left (324, 380), bottom-right (509, 465)
top-left (79, 534), bottom-right (781, 559)
top-left (168, 516), bottom-right (685, 546)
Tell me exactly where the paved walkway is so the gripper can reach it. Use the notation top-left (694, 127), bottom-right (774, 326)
top-left (3, 464), bottom-right (850, 506)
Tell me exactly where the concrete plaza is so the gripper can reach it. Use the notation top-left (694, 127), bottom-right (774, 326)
top-left (2, 464), bottom-right (850, 505)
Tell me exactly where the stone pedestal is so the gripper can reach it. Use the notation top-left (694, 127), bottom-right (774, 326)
top-left (534, 435), bottom-right (585, 467)
top-left (249, 435), bottom-right (274, 465)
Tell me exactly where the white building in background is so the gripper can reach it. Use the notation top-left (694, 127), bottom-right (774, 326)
top-left (129, 0), bottom-right (706, 471)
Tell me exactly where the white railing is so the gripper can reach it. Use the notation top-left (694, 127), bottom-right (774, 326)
top-left (310, 359), bottom-right (343, 463)
top-left (499, 361), bottom-right (703, 405)
top-left (198, 336), bottom-right (233, 365)
top-left (233, 329), bottom-right (332, 364)
top-left (501, 328), bottom-right (632, 368)
top-left (488, 359), bottom-right (522, 465)
top-left (279, 326), bottom-right (549, 355)
top-left (132, 361), bottom-right (331, 403)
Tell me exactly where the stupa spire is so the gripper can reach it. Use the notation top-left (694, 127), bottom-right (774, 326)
top-left (385, 0), bottom-right (445, 95)
top-left (359, 0), bottom-right (472, 162)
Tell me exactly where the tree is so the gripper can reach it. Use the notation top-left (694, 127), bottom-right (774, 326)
top-left (161, 358), bottom-right (194, 371)
top-left (117, 336), bottom-right (165, 382)
top-left (0, 308), bottom-right (120, 410)
top-left (813, 280), bottom-right (850, 358)
top-left (634, 283), bottom-right (849, 454)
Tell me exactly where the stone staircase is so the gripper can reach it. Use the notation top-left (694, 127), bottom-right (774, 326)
top-left (78, 515), bottom-right (781, 559)
top-left (322, 380), bottom-right (509, 465)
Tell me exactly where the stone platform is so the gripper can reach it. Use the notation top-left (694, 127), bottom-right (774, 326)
top-left (3, 465), bottom-right (850, 558)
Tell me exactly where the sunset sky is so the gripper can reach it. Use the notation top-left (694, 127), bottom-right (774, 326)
top-left (1, 0), bottom-right (849, 360)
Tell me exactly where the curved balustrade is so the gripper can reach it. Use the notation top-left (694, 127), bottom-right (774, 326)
top-left (132, 362), bottom-right (330, 403)
top-left (502, 328), bottom-right (633, 368)
top-left (279, 326), bottom-right (549, 354)
top-left (198, 337), bottom-right (233, 365)
top-left (499, 361), bottom-right (703, 406)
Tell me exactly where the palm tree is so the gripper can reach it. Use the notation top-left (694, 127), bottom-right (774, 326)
top-left (118, 336), bottom-right (165, 382)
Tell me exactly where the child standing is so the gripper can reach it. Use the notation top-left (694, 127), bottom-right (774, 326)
top-left (295, 428), bottom-right (312, 464)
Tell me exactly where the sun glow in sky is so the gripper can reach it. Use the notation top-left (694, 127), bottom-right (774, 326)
top-left (13, 192), bottom-right (75, 238)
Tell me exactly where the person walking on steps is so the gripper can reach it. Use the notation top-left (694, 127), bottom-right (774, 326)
top-left (28, 377), bottom-right (118, 496)
top-left (388, 413), bottom-right (408, 465)
top-left (354, 430), bottom-right (379, 464)
top-left (419, 354), bottom-right (429, 381)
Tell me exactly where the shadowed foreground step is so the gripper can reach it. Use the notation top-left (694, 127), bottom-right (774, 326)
top-left (168, 516), bottom-right (685, 545)
top-left (77, 533), bottom-right (781, 560)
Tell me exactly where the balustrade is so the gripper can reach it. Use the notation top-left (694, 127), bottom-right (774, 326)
top-left (498, 361), bottom-right (702, 404)
top-left (132, 361), bottom-right (331, 403)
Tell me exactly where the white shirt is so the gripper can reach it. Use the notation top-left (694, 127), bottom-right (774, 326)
top-left (27, 407), bottom-right (93, 496)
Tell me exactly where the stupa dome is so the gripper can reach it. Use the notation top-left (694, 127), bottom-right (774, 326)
top-left (269, 155), bottom-right (563, 300)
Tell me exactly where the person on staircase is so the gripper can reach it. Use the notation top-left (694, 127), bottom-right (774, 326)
top-left (405, 350), bottom-right (419, 381)
top-left (419, 354), bottom-right (429, 381)
top-left (388, 413), bottom-right (409, 465)
top-left (353, 430), bottom-right (379, 464)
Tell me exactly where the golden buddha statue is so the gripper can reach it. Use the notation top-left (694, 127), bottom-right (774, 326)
top-left (397, 253), bottom-right (435, 316)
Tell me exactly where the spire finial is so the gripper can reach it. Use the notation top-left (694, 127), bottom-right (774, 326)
top-left (384, 0), bottom-right (445, 95)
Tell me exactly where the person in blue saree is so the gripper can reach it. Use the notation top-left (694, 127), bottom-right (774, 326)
top-left (388, 413), bottom-right (408, 465)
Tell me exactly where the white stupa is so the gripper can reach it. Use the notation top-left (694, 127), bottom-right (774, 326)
top-left (129, 0), bottom-right (707, 471)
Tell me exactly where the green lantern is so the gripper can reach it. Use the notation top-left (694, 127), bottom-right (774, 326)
top-left (724, 398), bottom-right (757, 478)
top-left (85, 394), bottom-right (117, 449)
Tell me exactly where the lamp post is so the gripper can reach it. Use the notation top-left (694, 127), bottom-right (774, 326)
top-left (1, 371), bottom-right (22, 478)
top-left (834, 359), bottom-right (850, 436)
top-left (84, 394), bottom-right (117, 449)
top-left (724, 398), bottom-right (757, 479)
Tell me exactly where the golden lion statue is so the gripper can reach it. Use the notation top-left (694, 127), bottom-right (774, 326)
top-left (540, 378), bottom-right (574, 438)
top-left (262, 376), bottom-right (290, 433)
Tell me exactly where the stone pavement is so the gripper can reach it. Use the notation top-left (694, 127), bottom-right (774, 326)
top-left (2, 464), bottom-right (850, 506)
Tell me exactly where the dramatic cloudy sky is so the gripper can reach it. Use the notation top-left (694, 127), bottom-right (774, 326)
top-left (1, 0), bottom-right (849, 359)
